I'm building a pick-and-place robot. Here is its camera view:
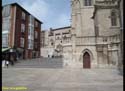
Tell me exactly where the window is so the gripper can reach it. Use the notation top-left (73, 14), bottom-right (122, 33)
top-left (2, 19), bottom-right (10, 30)
top-left (111, 11), bottom-right (117, 26)
top-left (22, 12), bottom-right (25, 20)
top-left (2, 5), bottom-right (10, 17)
top-left (31, 29), bottom-right (34, 37)
top-left (28, 26), bottom-right (34, 40)
top-left (29, 15), bottom-right (34, 25)
top-left (28, 39), bottom-right (33, 49)
top-left (21, 24), bottom-right (25, 32)
top-left (20, 38), bottom-right (24, 47)
top-left (2, 34), bottom-right (8, 47)
top-left (35, 21), bottom-right (38, 27)
top-left (84, 0), bottom-right (92, 6)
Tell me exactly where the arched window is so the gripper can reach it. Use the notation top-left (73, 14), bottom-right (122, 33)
top-left (111, 11), bottom-right (117, 26)
top-left (84, 0), bottom-right (92, 6)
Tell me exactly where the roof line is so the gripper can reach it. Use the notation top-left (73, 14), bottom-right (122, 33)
top-left (2, 3), bottom-right (43, 24)
top-left (51, 26), bottom-right (71, 31)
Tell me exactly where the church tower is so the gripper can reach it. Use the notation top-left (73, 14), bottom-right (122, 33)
top-left (70, 0), bottom-right (98, 68)
top-left (71, 0), bottom-right (95, 36)
top-left (69, 0), bottom-right (121, 68)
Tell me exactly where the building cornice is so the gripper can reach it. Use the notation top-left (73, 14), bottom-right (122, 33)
top-left (92, 1), bottom-right (119, 19)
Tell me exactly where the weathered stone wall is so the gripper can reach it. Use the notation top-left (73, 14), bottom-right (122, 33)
top-left (97, 9), bottom-right (120, 36)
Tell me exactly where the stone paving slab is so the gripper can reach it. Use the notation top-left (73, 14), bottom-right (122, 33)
top-left (2, 68), bottom-right (123, 91)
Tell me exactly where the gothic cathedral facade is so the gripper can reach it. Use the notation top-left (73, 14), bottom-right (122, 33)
top-left (65, 0), bottom-right (121, 68)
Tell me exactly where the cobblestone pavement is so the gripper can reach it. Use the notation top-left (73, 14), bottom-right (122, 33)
top-left (2, 67), bottom-right (123, 91)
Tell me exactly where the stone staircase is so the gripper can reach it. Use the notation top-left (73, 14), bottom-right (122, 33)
top-left (11, 57), bottom-right (64, 68)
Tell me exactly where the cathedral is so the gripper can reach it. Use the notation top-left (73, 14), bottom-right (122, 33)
top-left (41, 0), bottom-right (122, 69)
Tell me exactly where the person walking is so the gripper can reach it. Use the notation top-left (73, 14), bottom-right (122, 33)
top-left (6, 60), bottom-right (9, 68)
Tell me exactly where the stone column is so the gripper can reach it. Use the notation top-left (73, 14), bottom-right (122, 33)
top-left (71, 33), bottom-right (76, 63)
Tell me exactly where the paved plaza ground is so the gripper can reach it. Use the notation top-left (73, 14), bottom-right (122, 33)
top-left (2, 58), bottom-right (123, 91)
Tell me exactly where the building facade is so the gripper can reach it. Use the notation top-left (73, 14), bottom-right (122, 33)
top-left (69, 0), bottom-right (121, 68)
top-left (2, 3), bottom-right (42, 59)
top-left (117, 0), bottom-right (123, 74)
top-left (40, 0), bottom-right (122, 69)
top-left (40, 26), bottom-right (71, 58)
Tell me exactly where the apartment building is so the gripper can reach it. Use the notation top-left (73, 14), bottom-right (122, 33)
top-left (2, 3), bottom-right (42, 59)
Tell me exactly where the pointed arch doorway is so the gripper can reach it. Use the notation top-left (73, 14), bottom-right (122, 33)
top-left (83, 52), bottom-right (91, 68)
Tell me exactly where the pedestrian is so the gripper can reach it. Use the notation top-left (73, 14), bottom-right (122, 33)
top-left (6, 60), bottom-right (9, 68)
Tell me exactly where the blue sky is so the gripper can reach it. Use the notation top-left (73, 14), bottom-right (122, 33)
top-left (2, 0), bottom-right (71, 30)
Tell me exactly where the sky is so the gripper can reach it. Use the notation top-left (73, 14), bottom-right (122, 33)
top-left (2, 0), bottom-right (71, 30)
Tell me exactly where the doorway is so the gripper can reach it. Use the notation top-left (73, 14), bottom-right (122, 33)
top-left (83, 52), bottom-right (91, 68)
